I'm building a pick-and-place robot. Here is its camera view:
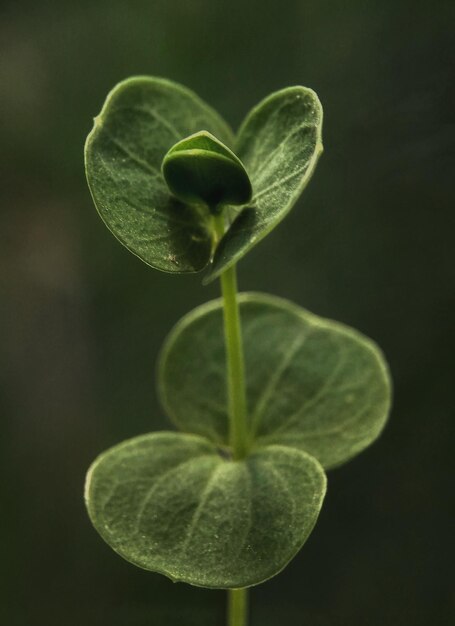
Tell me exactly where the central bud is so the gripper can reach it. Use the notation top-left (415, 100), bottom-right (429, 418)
top-left (162, 131), bottom-right (252, 213)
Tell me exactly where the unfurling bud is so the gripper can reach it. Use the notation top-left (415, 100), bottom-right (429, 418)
top-left (162, 131), bottom-right (252, 212)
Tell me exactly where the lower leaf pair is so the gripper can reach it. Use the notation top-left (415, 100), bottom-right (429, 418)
top-left (85, 293), bottom-right (391, 588)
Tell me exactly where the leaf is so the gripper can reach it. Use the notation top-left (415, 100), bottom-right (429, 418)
top-left (206, 87), bottom-right (323, 282)
top-left (85, 431), bottom-right (326, 588)
top-left (162, 131), bottom-right (252, 209)
top-left (158, 293), bottom-right (391, 469)
top-left (85, 76), bottom-right (234, 273)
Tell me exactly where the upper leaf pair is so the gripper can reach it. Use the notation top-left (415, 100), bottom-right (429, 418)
top-left (158, 293), bottom-right (391, 470)
top-left (85, 76), bottom-right (323, 281)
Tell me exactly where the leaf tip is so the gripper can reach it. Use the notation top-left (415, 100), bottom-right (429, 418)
top-left (93, 114), bottom-right (103, 129)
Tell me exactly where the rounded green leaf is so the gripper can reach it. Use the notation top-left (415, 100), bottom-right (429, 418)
top-left (162, 131), bottom-right (252, 210)
top-left (85, 432), bottom-right (326, 588)
top-left (85, 77), bottom-right (234, 273)
top-left (206, 87), bottom-right (323, 282)
top-left (158, 293), bottom-right (391, 469)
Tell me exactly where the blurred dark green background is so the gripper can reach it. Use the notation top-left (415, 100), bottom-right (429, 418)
top-left (1, 0), bottom-right (453, 624)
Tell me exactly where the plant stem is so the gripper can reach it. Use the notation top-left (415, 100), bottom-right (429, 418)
top-left (213, 214), bottom-right (249, 460)
top-left (213, 215), bottom-right (250, 626)
top-left (228, 588), bottom-right (248, 626)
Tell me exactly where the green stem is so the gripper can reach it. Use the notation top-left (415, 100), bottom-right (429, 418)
top-left (213, 215), bottom-right (250, 626)
top-left (213, 214), bottom-right (249, 460)
top-left (228, 588), bottom-right (248, 626)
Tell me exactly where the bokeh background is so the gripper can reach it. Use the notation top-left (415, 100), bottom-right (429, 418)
top-left (1, 1), bottom-right (453, 624)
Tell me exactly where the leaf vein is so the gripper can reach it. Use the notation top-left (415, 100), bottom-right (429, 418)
top-left (115, 105), bottom-right (182, 141)
top-left (250, 333), bottom-right (307, 436)
top-left (252, 122), bottom-right (315, 183)
top-left (181, 464), bottom-right (225, 553)
top-left (271, 339), bottom-right (347, 435)
top-left (133, 455), bottom-right (213, 533)
top-left (253, 168), bottom-right (303, 202)
top-left (103, 129), bottom-right (162, 177)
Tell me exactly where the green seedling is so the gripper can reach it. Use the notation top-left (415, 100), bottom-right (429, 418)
top-left (84, 76), bottom-right (392, 626)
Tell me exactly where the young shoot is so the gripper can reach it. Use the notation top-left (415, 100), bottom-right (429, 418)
top-left (84, 76), bottom-right (391, 626)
